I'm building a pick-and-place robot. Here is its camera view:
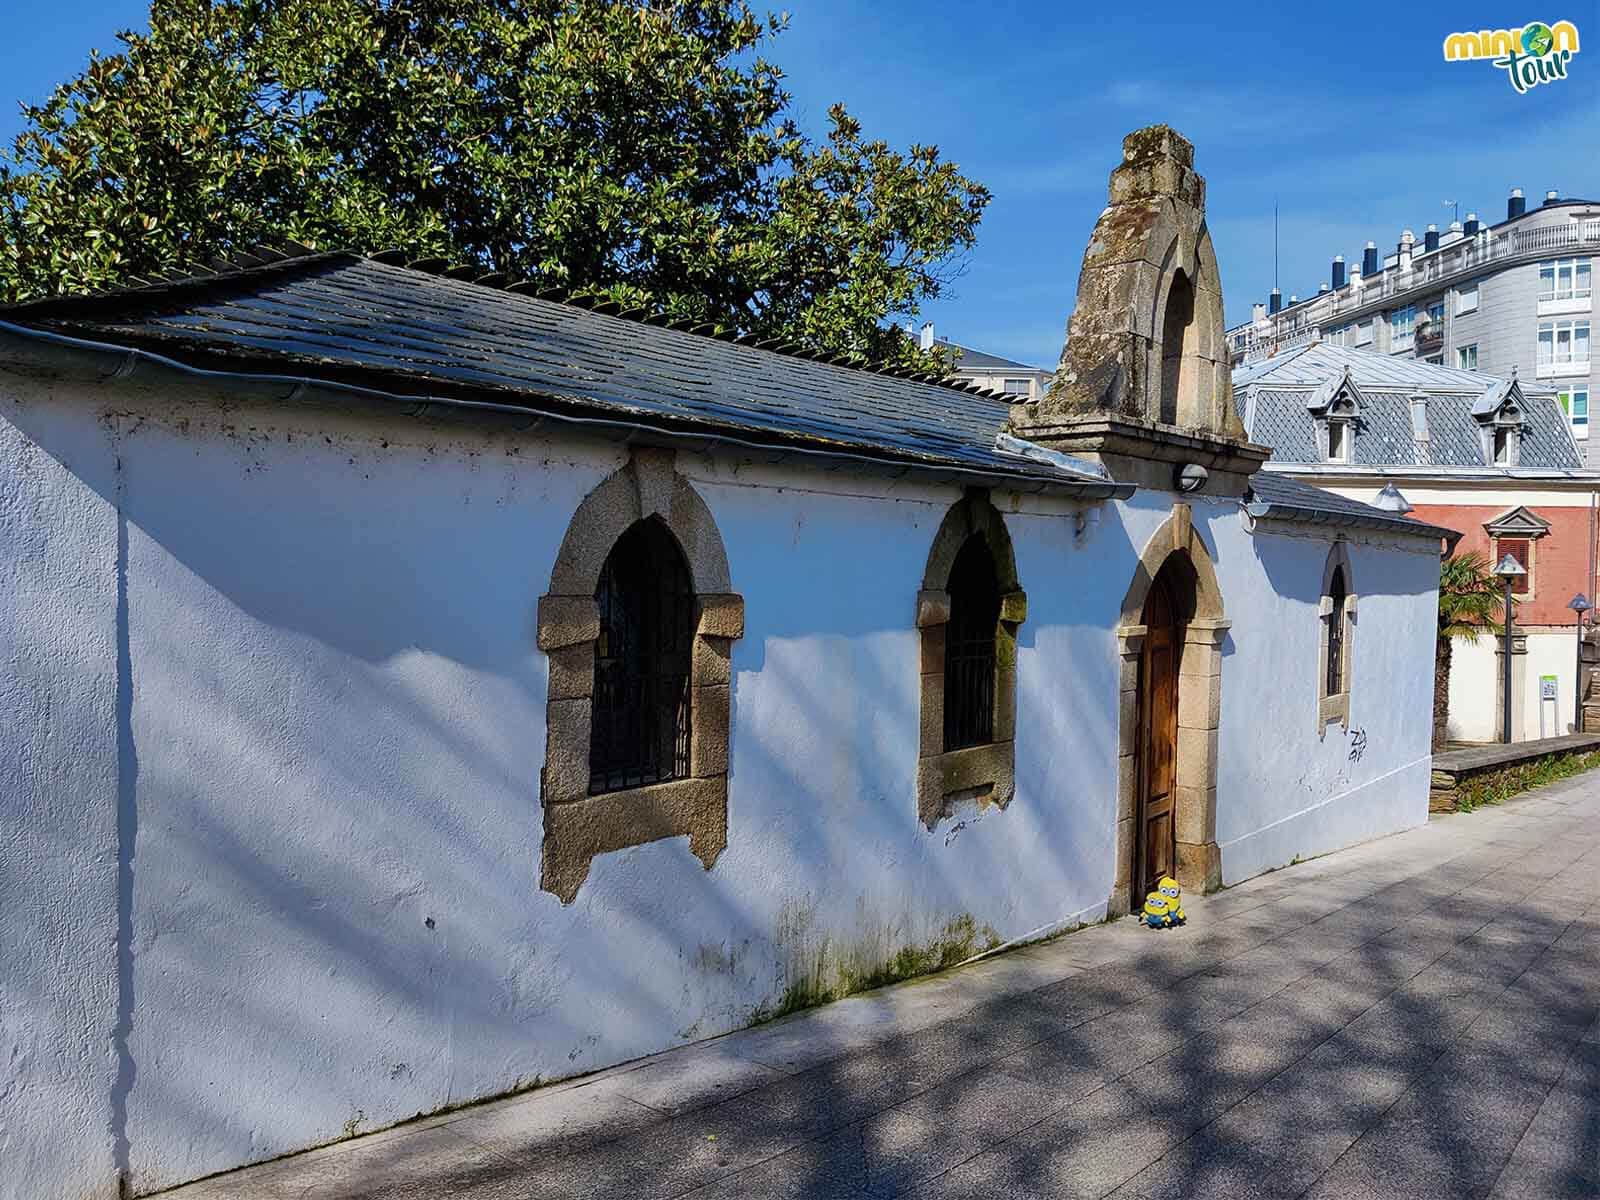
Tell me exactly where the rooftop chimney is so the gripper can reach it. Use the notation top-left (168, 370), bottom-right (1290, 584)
top-left (1332, 255), bottom-right (1346, 289)
top-left (1398, 230), bottom-right (1414, 272)
top-left (1544, 189), bottom-right (1560, 205)
top-left (1362, 242), bottom-right (1378, 275)
top-left (1318, 282), bottom-right (1330, 293)
top-left (1464, 212), bottom-right (1481, 236)
top-left (1424, 224), bottom-right (1440, 252)
top-left (1509, 188), bottom-right (1526, 219)
top-left (1269, 287), bottom-right (1282, 314)
top-left (919, 321), bottom-right (935, 351)
top-left (1252, 302), bottom-right (1267, 322)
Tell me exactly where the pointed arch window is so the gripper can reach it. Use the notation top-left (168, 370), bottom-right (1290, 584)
top-left (537, 450), bottom-right (743, 904)
top-left (590, 519), bottom-right (695, 794)
top-left (1318, 544), bottom-right (1356, 733)
top-left (1159, 270), bottom-right (1196, 425)
top-left (915, 493), bottom-right (1027, 829)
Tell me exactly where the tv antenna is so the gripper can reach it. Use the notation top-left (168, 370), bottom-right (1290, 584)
top-left (1273, 198), bottom-right (1279, 291)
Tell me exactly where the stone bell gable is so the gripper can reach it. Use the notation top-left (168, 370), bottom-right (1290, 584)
top-left (1011, 125), bottom-right (1268, 495)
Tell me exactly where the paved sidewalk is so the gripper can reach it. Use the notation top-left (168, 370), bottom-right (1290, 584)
top-left (169, 776), bottom-right (1600, 1200)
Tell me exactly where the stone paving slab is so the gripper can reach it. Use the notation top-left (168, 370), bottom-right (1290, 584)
top-left (163, 770), bottom-right (1600, 1200)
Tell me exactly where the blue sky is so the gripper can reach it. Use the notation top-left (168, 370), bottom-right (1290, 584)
top-left (3, 2), bottom-right (1596, 365)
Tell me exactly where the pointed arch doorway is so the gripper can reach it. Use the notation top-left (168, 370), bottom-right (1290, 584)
top-left (1136, 560), bottom-right (1183, 900)
top-left (1113, 505), bottom-right (1228, 915)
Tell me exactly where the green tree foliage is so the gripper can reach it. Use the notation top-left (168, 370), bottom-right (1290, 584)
top-left (0, 0), bottom-right (988, 369)
top-left (1434, 550), bottom-right (1511, 749)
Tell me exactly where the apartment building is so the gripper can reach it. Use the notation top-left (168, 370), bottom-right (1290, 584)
top-left (1228, 189), bottom-right (1598, 461)
top-left (908, 321), bottom-right (1053, 401)
top-left (1235, 342), bottom-right (1598, 744)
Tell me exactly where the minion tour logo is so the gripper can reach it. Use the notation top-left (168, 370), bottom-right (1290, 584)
top-left (1443, 20), bottom-right (1580, 92)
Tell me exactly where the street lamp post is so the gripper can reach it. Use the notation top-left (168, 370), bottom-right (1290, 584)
top-left (1493, 554), bottom-right (1528, 744)
top-left (1569, 593), bottom-right (1591, 733)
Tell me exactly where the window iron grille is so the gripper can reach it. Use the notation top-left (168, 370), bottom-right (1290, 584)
top-left (944, 536), bottom-right (1001, 752)
top-left (590, 520), bottom-right (694, 794)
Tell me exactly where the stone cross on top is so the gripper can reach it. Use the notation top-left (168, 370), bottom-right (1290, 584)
top-left (1010, 125), bottom-right (1265, 496)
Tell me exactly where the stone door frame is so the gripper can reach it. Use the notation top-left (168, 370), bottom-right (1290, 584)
top-left (1112, 503), bottom-right (1227, 913)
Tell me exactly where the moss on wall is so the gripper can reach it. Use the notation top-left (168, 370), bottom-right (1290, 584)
top-left (763, 912), bottom-right (1003, 1021)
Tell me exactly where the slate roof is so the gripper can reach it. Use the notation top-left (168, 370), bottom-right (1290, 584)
top-left (0, 251), bottom-right (1113, 492)
top-left (1244, 472), bottom-right (1458, 542)
top-left (1235, 343), bottom-right (1584, 471)
top-left (0, 250), bottom-right (1454, 540)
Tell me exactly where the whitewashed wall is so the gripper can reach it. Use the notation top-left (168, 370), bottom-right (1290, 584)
top-left (0, 391), bottom-right (122, 1200)
top-left (1204, 515), bottom-right (1439, 880)
top-left (1448, 635), bottom-right (1500, 743)
top-left (1520, 631), bottom-right (1583, 738)
top-left (1, 371), bottom-right (1437, 1198)
top-left (1447, 630), bottom-right (1582, 743)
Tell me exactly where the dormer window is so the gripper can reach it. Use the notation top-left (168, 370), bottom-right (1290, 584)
top-left (1307, 368), bottom-right (1364, 465)
top-left (1325, 396), bottom-right (1358, 463)
top-left (1492, 402), bottom-right (1522, 465)
top-left (1474, 378), bottom-right (1526, 466)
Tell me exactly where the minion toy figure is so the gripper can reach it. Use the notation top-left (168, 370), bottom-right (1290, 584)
top-left (1140, 891), bottom-right (1173, 928)
top-left (1158, 877), bottom-right (1186, 925)
top-left (1139, 877), bottom-right (1186, 929)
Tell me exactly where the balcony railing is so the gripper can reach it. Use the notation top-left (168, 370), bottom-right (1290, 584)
top-left (1231, 217), bottom-right (1600, 361)
top-left (1330, 222), bottom-right (1600, 314)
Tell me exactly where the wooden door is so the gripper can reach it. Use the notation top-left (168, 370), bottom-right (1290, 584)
top-left (1137, 577), bottom-right (1180, 903)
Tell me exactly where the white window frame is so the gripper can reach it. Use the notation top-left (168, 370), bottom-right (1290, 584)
top-left (1539, 258), bottom-right (1592, 316)
top-left (1001, 378), bottom-right (1033, 398)
top-left (1389, 305), bottom-right (1415, 352)
top-left (1538, 318), bottom-right (1592, 378)
top-left (1327, 419), bottom-right (1352, 463)
top-left (1562, 387), bottom-right (1590, 440)
top-left (1456, 283), bottom-right (1479, 315)
top-left (1540, 258), bottom-right (1592, 301)
top-left (1457, 344), bottom-right (1478, 370)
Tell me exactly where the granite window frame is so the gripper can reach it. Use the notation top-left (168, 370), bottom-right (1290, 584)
top-left (1317, 542), bottom-right (1357, 735)
top-left (915, 492), bottom-right (1026, 830)
top-left (537, 449), bottom-right (743, 903)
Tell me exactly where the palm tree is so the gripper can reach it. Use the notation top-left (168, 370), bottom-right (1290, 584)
top-left (1435, 551), bottom-right (1511, 750)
